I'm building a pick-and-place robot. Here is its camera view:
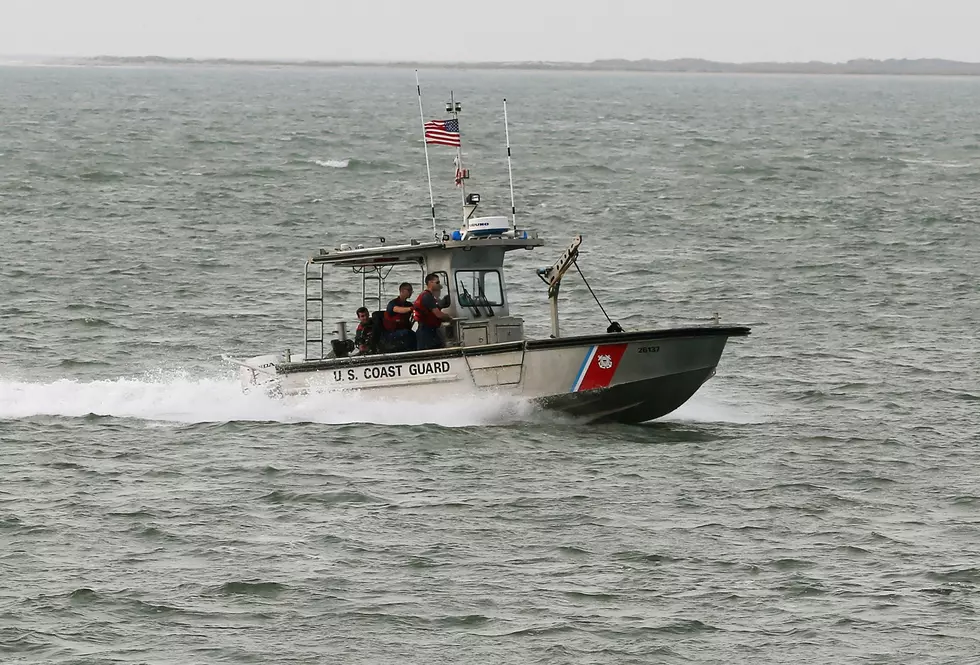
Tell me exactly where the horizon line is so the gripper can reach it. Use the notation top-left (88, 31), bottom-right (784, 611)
top-left (4, 54), bottom-right (980, 66)
top-left (5, 54), bottom-right (980, 77)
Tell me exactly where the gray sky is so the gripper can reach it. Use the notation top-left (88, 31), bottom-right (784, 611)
top-left (3, 0), bottom-right (980, 63)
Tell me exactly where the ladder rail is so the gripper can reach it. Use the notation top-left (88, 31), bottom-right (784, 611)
top-left (304, 262), bottom-right (325, 360)
top-left (361, 268), bottom-right (385, 313)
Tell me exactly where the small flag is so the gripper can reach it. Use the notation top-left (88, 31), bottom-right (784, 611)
top-left (454, 155), bottom-right (463, 187)
top-left (424, 119), bottom-right (461, 147)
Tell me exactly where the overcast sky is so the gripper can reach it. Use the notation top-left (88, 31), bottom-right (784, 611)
top-left (2, 0), bottom-right (979, 63)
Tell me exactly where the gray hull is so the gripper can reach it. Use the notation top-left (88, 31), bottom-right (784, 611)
top-left (240, 325), bottom-right (750, 424)
top-left (523, 326), bottom-right (742, 423)
top-left (535, 367), bottom-right (716, 423)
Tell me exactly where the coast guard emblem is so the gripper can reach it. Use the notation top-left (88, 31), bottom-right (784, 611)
top-left (571, 343), bottom-right (628, 392)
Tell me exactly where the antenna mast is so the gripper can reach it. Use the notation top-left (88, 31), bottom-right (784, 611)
top-left (447, 91), bottom-right (466, 226)
top-left (503, 98), bottom-right (517, 231)
top-left (415, 70), bottom-right (437, 239)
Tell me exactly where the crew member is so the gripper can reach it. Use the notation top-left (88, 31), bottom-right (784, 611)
top-left (382, 282), bottom-right (416, 352)
top-left (353, 306), bottom-right (374, 354)
top-left (414, 273), bottom-right (453, 350)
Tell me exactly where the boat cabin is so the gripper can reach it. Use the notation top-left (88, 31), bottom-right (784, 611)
top-left (303, 218), bottom-right (544, 359)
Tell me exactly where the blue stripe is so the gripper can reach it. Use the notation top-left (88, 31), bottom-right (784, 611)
top-left (569, 345), bottom-right (596, 392)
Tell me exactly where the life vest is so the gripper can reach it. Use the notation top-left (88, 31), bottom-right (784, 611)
top-left (413, 291), bottom-right (442, 328)
top-left (382, 299), bottom-right (413, 332)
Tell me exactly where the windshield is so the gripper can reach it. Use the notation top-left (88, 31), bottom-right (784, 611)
top-left (455, 270), bottom-right (503, 306)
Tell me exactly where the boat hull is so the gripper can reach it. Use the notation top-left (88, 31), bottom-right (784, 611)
top-left (238, 326), bottom-right (749, 424)
top-left (534, 367), bottom-right (716, 423)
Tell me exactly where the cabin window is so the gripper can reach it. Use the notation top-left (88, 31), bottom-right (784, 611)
top-left (430, 271), bottom-right (450, 305)
top-left (455, 270), bottom-right (504, 307)
top-left (434, 271), bottom-right (449, 293)
top-left (368, 264), bottom-right (426, 313)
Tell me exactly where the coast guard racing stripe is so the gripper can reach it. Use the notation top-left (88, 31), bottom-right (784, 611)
top-left (570, 343), bottom-right (629, 392)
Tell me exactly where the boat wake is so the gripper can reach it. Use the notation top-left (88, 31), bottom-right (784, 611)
top-left (0, 370), bottom-right (763, 428)
top-left (0, 370), bottom-right (537, 427)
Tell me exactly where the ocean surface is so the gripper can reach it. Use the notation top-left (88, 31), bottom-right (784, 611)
top-left (1, 64), bottom-right (978, 664)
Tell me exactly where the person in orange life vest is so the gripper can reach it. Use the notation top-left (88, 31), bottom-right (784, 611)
top-left (382, 282), bottom-right (416, 352)
top-left (414, 273), bottom-right (452, 350)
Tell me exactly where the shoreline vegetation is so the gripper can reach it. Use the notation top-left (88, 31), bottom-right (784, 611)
top-left (28, 55), bottom-right (980, 76)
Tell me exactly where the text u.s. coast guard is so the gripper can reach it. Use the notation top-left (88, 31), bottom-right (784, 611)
top-left (332, 360), bottom-right (451, 382)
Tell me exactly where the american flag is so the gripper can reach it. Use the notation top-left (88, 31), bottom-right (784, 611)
top-left (424, 119), bottom-right (461, 147)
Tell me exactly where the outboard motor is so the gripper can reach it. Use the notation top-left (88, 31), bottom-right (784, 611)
top-left (331, 321), bottom-right (351, 357)
top-left (330, 339), bottom-right (351, 358)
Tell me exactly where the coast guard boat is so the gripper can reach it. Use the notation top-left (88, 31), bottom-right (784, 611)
top-left (230, 92), bottom-right (749, 423)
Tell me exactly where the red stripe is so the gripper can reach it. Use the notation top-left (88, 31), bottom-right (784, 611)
top-left (576, 343), bottom-right (628, 391)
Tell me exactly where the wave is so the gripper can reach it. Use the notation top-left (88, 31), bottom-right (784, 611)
top-left (312, 158), bottom-right (349, 168)
top-left (77, 170), bottom-right (126, 182)
top-left (0, 369), bottom-right (537, 427)
top-left (213, 581), bottom-right (288, 597)
top-left (663, 393), bottom-right (768, 424)
top-left (302, 156), bottom-right (410, 173)
top-left (899, 157), bottom-right (974, 169)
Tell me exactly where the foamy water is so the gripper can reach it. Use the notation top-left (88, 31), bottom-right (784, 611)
top-left (665, 393), bottom-right (770, 424)
top-left (0, 368), bottom-right (757, 427)
top-left (313, 158), bottom-right (349, 168)
top-left (0, 370), bottom-right (543, 426)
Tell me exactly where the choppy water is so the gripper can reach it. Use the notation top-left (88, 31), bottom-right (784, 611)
top-left (1, 65), bottom-right (979, 663)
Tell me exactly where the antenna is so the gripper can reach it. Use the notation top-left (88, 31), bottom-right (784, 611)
top-left (415, 70), bottom-right (437, 240)
top-left (446, 91), bottom-right (466, 226)
top-left (503, 98), bottom-right (516, 231)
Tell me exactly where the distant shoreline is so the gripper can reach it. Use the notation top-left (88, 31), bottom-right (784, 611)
top-left (11, 55), bottom-right (980, 76)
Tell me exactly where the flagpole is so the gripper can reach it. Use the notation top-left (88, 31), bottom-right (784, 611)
top-left (415, 70), bottom-right (437, 239)
top-left (448, 90), bottom-right (467, 226)
top-left (503, 98), bottom-right (517, 232)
